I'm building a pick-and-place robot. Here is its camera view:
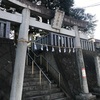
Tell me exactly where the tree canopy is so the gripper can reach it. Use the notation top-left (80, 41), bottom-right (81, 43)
top-left (70, 8), bottom-right (97, 34)
top-left (4, 0), bottom-right (95, 34)
top-left (31, 0), bottom-right (74, 15)
top-left (30, 0), bottom-right (96, 34)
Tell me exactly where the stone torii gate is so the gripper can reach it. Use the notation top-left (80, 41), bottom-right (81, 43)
top-left (0, 0), bottom-right (96, 100)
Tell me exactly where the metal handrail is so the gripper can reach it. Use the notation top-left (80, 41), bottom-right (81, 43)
top-left (30, 49), bottom-right (61, 86)
top-left (35, 62), bottom-right (51, 84)
top-left (27, 53), bottom-right (52, 84)
top-left (27, 49), bottom-right (70, 98)
top-left (29, 48), bottom-right (61, 86)
top-left (27, 53), bottom-right (52, 99)
top-left (42, 56), bottom-right (60, 74)
top-left (27, 48), bottom-right (39, 58)
top-left (29, 48), bottom-right (60, 74)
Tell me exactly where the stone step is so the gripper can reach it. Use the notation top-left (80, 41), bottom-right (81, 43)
top-left (23, 65), bottom-right (67, 100)
top-left (24, 88), bottom-right (61, 97)
top-left (24, 73), bottom-right (44, 78)
top-left (23, 81), bottom-right (49, 87)
top-left (24, 77), bottom-right (45, 82)
top-left (25, 65), bottom-right (46, 71)
top-left (24, 78), bottom-right (39, 82)
top-left (47, 92), bottom-right (65, 100)
top-left (24, 92), bottom-right (65, 100)
top-left (25, 71), bottom-right (48, 78)
top-left (49, 92), bottom-right (65, 99)
top-left (23, 84), bottom-right (58, 92)
top-left (25, 67), bottom-right (38, 72)
top-left (25, 70), bottom-right (39, 75)
top-left (53, 97), bottom-right (67, 100)
top-left (24, 73), bottom-right (46, 79)
top-left (23, 95), bottom-right (46, 100)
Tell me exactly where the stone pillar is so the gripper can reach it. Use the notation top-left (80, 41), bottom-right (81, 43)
top-left (74, 26), bottom-right (95, 100)
top-left (93, 55), bottom-right (100, 93)
top-left (95, 56), bottom-right (100, 87)
top-left (10, 8), bottom-right (30, 100)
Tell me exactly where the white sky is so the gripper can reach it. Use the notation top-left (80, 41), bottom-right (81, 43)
top-left (74, 0), bottom-right (100, 39)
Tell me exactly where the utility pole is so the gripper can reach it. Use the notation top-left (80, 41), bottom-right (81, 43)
top-left (74, 26), bottom-right (95, 100)
top-left (10, 8), bottom-right (30, 100)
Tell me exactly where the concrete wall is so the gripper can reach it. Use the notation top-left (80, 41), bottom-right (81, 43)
top-left (43, 52), bottom-right (59, 71)
top-left (0, 38), bottom-right (15, 100)
top-left (41, 51), bottom-right (74, 99)
top-left (40, 50), bottom-right (97, 99)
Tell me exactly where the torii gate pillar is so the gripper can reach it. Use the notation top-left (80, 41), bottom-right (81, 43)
top-left (10, 8), bottom-right (30, 100)
top-left (74, 26), bottom-right (96, 100)
top-left (93, 55), bottom-right (100, 93)
top-left (95, 55), bottom-right (100, 87)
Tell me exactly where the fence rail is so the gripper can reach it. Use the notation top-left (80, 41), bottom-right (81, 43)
top-left (32, 33), bottom-right (95, 52)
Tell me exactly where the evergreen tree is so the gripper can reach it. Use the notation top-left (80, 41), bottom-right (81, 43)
top-left (29, 0), bottom-right (96, 34)
top-left (31, 0), bottom-right (74, 15)
top-left (70, 8), bottom-right (97, 33)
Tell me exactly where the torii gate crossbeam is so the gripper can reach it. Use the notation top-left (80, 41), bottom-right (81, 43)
top-left (0, 10), bottom-right (88, 39)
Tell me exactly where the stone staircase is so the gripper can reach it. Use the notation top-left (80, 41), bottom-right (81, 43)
top-left (22, 65), bottom-right (69, 100)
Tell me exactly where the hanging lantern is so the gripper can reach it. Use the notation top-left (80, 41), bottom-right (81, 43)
top-left (69, 48), bottom-right (71, 53)
top-left (64, 48), bottom-right (66, 53)
top-left (52, 47), bottom-right (55, 52)
top-left (41, 44), bottom-right (43, 51)
top-left (59, 47), bottom-right (61, 53)
top-left (34, 43), bottom-right (37, 50)
top-left (46, 45), bottom-right (48, 51)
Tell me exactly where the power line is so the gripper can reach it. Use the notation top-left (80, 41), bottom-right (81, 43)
top-left (82, 2), bottom-right (100, 8)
